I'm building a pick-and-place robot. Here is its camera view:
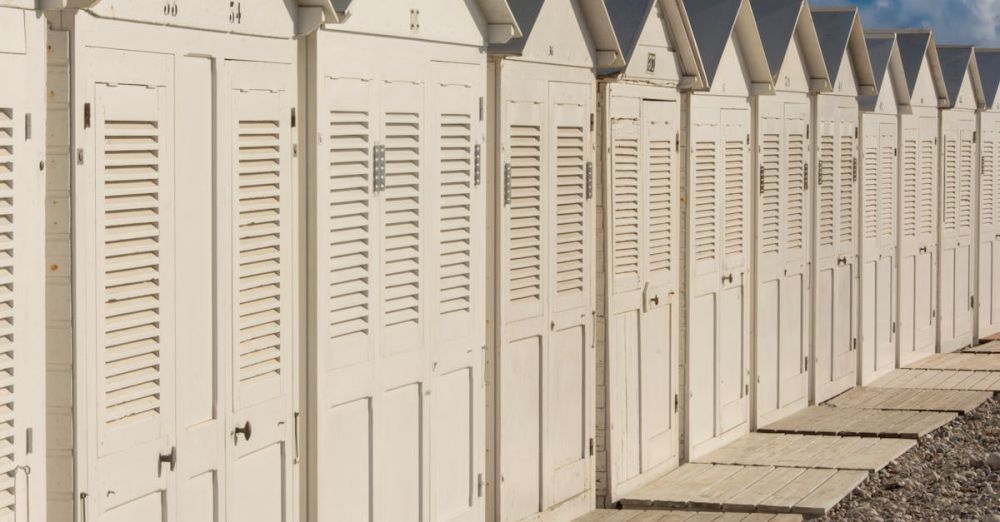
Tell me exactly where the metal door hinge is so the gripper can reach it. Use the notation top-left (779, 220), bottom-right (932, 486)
top-left (586, 162), bottom-right (594, 199)
top-left (746, 134), bottom-right (750, 146)
top-left (503, 163), bottom-right (512, 205)
top-left (290, 108), bottom-right (296, 128)
top-left (674, 393), bottom-right (679, 413)
top-left (675, 132), bottom-right (680, 152)
top-left (293, 412), bottom-right (301, 464)
top-left (806, 124), bottom-right (810, 140)
top-left (804, 356), bottom-right (809, 371)
top-left (853, 157), bottom-right (858, 182)
top-left (373, 144), bottom-right (386, 192)
top-left (932, 309), bottom-right (937, 318)
top-left (852, 338), bottom-right (858, 351)
top-left (590, 113), bottom-right (595, 132)
top-left (25, 427), bottom-right (32, 454)
top-left (892, 321), bottom-right (897, 334)
top-left (474, 144), bottom-right (482, 186)
top-left (24, 114), bottom-right (31, 140)
top-left (77, 148), bottom-right (85, 165)
top-left (974, 131), bottom-right (978, 144)
top-left (744, 384), bottom-right (749, 395)
top-left (84, 103), bottom-right (91, 129)
top-left (759, 165), bottom-right (766, 194)
top-left (479, 97), bottom-right (484, 122)
top-left (477, 473), bottom-right (484, 497)
top-left (971, 296), bottom-right (976, 309)
top-left (894, 147), bottom-right (898, 157)
top-left (589, 438), bottom-right (595, 456)
top-left (803, 162), bottom-right (809, 190)
top-left (855, 127), bottom-right (859, 139)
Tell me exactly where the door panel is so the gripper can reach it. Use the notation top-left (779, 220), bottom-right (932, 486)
top-left (605, 94), bottom-right (678, 501)
top-left (687, 101), bottom-right (749, 458)
top-left (90, 64), bottom-right (175, 520)
top-left (939, 119), bottom-right (976, 352)
top-left (226, 62), bottom-right (294, 522)
top-left (755, 98), bottom-right (809, 426)
top-left (980, 118), bottom-right (1000, 338)
top-left (812, 102), bottom-right (857, 403)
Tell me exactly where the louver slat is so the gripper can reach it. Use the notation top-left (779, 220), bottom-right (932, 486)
top-left (902, 139), bottom-right (918, 238)
top-left (760, 134), bottom-right (780, 255)
top-left (328, 109), bottom-right (371, 342)
top-left (723, 140), bottom-right (744, 258)
top-left (439, 112), bottom-right (473, 317)
top-left (383, 112), bottom-right (421, 328)
top-left (612, 123), bottom-right (640, 279)
top-left (508, 125), bottom-right (543, 305)
top-left (787, 132), bottom-right (805, 253)
top-left (555, 126), bottom-right (586, 298)
top-left (818, 136), bottom-right (836, 247)
top-left (693, 141), bottom-right (717, 262)
top-left (647, 133), bottom-right (672, 273)
top-left (101, 115), bottom-right (162, 429)
top-left (0, 107), bottom-right (13, 517)
top-left (863, 145), bottom-right (879, 241)
top-left (237, 118), bottom-right (283, 386)
top-left (879, 139), bottom-right (895, 243)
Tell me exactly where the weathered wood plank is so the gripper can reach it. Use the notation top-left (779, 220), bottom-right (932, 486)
top-left (760, 406), bottom-right (954, 438)
top-left (759, 468), bottom-right (836, 511)
top-left (723, 467), bottom-right (806, 511)
top-left (871, 369), bottom-right (1000, 391)
top-left (793, 470), bottom-right (868, 515)
top-left (906, 353), bottom-right (1000, 371)
top-left (692, 466), bottom-right (775, 507)
top-left (967, 341), bottom-right (1000, 353)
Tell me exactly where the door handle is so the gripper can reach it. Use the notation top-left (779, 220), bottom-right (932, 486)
top-left (235, 421), bottom-right (253, 442)
top-left (650, 295), bottom-right (660, 306)
top-left (919, 246), bottom-right (928, 254)
top-left (837, 256), bottom-right (847, 266)
top-left (722, 274), bottom-right (733, 285)
top-left (158, 447), bottom-right (176, 472)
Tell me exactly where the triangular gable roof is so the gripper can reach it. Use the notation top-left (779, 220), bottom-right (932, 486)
top-left (875, 30), bottom-right (948, 106)
top-left (603, 0), bottom-right (707, 89)
top-left (976, 49), bottom-right (1000, 108)
top-left (937, 45), bottom-right (985, 109)
top-left (750, 0), bottom-right (830, 92)
top-left (491, 0), bottom-right (624, 68)
top-left (684, 0), bottom-right (773, 91)
top-left (860, 33), bottom-right (910, 111)
top-left (812, 6), bottom-right (877, 96)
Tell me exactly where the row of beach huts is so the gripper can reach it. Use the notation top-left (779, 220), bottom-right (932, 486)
top-left (0, 0), bottom-right (996, 521)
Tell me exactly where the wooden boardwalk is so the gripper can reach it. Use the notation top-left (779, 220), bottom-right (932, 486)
top-left (828, 387), bottom-right (992, 413)
top-left (905, 353), bottom-right (1000, 371)
top-left (693, 433), bottom-right (913, 471)
top-left (967, 341), bottom-right (1000, 354)
top-left (619, 463), bottom-right (866, 516)
top-left (758, 406), bottom-right (955, 438)
top-left (871, 368), bottom-right (1000, 391)
top-left (575, 510), bottom-right (802, 521)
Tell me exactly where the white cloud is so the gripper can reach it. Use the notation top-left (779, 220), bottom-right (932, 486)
top-left (811, 0), bottom-right (1000, 46)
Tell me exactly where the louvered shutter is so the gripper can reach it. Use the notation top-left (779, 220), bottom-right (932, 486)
top-left (919, 127), bottom-right (936, 242)
top-left (380, 82), bottom-right (423, 352)
top-left (553, 110), bottom-right (587, 312)
top-left (862, 134), bottom-right (879, 243)
top-left (759, 120), bottom-right (781, 258)
top-left (817, 132), bottom-right (836, 255)
top-left (0, 101), bottom-right (16, 518)
top-left (959, 129), bottom-right (974, 236)
top-left (95, 84), bottom-right (174, 454)
top-left (982, 133), bottom-right (995, 229)
top-left (231, 89), bottom-right (289, 408)
top-left (722, 114), bottom-right (747, 270)
top-left (326, 78), bottom-right (375, 369)
top-left (645, 108), bottom-right (674, 280)
top-left (943, 135), bottom-right (958, 232)
top-left (692, 126), bottom-right (719, 276)
top-left (505, 103), bottom-right (544, 322)
top-left (901, 134), bottom-right (918, 239)
top-left (838, 123), bottom-right (856, 253)
top-left (611, 116), bottom-right (641, 290)
top-left (878, 123), bottom-right (895, 248)
top-left (785, 108), bottom-right (807, 258)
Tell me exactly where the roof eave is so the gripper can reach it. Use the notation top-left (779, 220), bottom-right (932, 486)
top-left (581, 0), bottom-right (625, 69)
top-left (663, 0), bottom-right (708, 90)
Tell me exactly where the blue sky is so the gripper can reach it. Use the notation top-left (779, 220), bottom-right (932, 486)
top-left (810, 0), bottom-right (1000, 47)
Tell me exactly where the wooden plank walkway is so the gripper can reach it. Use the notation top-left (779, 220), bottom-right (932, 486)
top-left (692, 433), bottom-right (914, 471)
top-left (904, 353), bottom-right (1000, 371)
top-left (871, 369), bottom-right (1000, 391)
top-left (619, 463), bottom-right (866, 516)
top-left (827, 387), bottom-right (992, 413)
top-left (758, 406), bottom-right (955, 438)
top-left (967, 341), bottom-right (1000, 354)
top-left (575, 510), bottom-right (802, 521)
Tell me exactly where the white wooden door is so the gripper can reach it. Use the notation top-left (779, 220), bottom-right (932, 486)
top-left (0, 33), bottom-right (45, 522)
top-left (813, 103), bottom-right (858, 403)
top-left (688, 101), bottom-right (750, 458)
top-left (755, 98), bottom-right (809, 426)
top-left (939, 117), bottom-right (976, 352)
top-left (979, 114), bottom-right (1000, 339)
top-left (315, 53), bottom-right (484, 522)
top-left (860, 116), bottom-right (897, 383)
top-left (898, 114), bottom-right (938, 364)
top-left (87, 57), bottom-right (177, 522)
top-left (224, 62), bottom-right (295, 522)
top-left (496, 76), bottom-right (594, 522)
top-left (606, 95), bottom-right (679, 500)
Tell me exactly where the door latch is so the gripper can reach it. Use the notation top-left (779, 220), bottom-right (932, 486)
top-left (235, 421), bottom-right (253, 442)
top-left (588, 438), bottom-right (595, 456)
top-left (158, 447), bottom-right (177, 473)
